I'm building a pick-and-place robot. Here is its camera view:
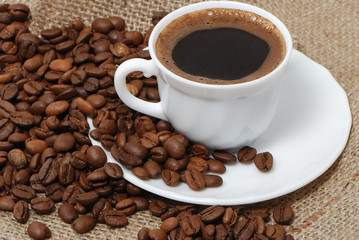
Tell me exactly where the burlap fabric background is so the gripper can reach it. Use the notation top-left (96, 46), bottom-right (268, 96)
top-left (0, 0), bottom-right (358, 239)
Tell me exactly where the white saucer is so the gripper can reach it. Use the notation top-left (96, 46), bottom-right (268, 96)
top-left (89, 50), bottom-right (351, 205)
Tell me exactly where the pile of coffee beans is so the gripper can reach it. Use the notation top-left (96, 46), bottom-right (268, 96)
top-left (0, 3), bottom-right (289, 240)
top-left (140, 204), bottom-right (295, 240)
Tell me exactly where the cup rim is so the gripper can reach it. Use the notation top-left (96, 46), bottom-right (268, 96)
top-left (148, 1), bottom-right (293, 90)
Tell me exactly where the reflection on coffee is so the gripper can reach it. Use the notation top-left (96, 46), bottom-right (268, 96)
top-left (155, 8), bottom-right (286, 84)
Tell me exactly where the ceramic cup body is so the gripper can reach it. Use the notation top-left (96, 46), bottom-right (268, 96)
top-left (114, 1), bottom-right (292, 149)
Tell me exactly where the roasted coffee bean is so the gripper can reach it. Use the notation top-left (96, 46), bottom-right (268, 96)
top-left (161, 169), bottom-right (180, 186)
top-left (265, 224), bottom-right (285, 240)
top-left (58, 161), bottom-right (75, 185)
top-left (148, 228), bottom-right (168, 240)
top-left (86, 145), bottom-right (107, 168)
top-left (222, 207), bottom-right (238, 226)
top-left (126, 182), bottom-right (142, 196)
top-left (131, 196), bottom-right (149, 211)
top-left (180, 214), bottom-right (201, 236)
top-left (143, 160), bottom-right (162, 179)
top-left (45, 183), bottom-right (64, 202)
top-left (115, 198), bottom-right (136, 215)
top-left (72, 215), bottom-right (96, 234)
top-left (8, 148), bottom-right (27, 170)
top-left (76, 191), bottom-right (99, 206)
top-left (184, 169), bottom-right (205, 191)
top-left (187, 157), bottom-right (208, 172)
top-left (87, 170), bottom-right (107, 188)
top-left (148, 199), bottom-right (167, 217)
top-left (199, 205), bottom-right (225, 224)
top-left (138, 227), bottom-right (150, 240)
top-left (3, 165), bottom-right (16, 187)
top-left (163, 158), bottom-right (182, 172)
top-left (191, 143), bottom-right (209, 158)
top-left (13, 200), bottom-right (29, 223)
top-left (0, 195), bottom-right (16, 211)
top-left (38, 158), bottom-right (59, 185)
top-left (273, 205), bottom-right (294, 225)
top-left (243, 207), bottom-right (269, 220)
top-left (132, 166), bottom-right (149, 180)
top-left (30, 197), bottom-right (55, 214)
top-left (207, 158), bottom-right (226, 174)
top-left (163, 136), bottom-right (186, 159)
top-left (254, 152), bottom-right (273, 172)
top-left (11, 184), bottom-right (36, 202)
top-left (104, 209), bottom-right (128, 227)
top-left (0, 118), bottom-right (14, 141)
top-left (212, 150), bottom-right (236, 164)
top-left (203, 174), bottom-right (223, 188)
top-left (15, 168), bottom-right (31, 185)
top-left (30, 173), bottom-right (46, 193)
top-left (45, 100), bottom-right (69, 116)
top-left (26, 139), bottom-right (48, 155)
top-left (0, 83), bottom-right (18, 101)
top-left (238, 146), bottom-right (257, 162)
top-left (10, 111), bottom-right (35, 128)
top-left (252, 216), bottom-right (266, 235)
top-left (86, 93), bottom-right (106, 108)
top-left (27, 221), bottom-right (51, 240)
top-left (103, 162), bottom-right (123, 179)
top-left (233, 219), bottom-right (255, 240)
top-left (70, 151), bottom-right (87, 169)
top-left (92, 198), bottom-right (112, 223)
top-left (58, 202), bottom-right (78, 224)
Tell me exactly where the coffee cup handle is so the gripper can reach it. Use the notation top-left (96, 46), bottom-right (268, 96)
top-left (114, 58), bottom-right (167, 121)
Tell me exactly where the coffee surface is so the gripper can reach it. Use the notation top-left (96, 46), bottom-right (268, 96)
top-left (155, 8), bottom-right (286, 84)
top-left (172, 27), bottom-right (269, 80)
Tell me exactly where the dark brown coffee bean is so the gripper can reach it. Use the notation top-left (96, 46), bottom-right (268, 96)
top-left (138, 227), bottom-right (150, 240)
top-left (143, 160), bottom-right (162, 179)
top-left (45, 100), bottom-right (69, 116)
top-left (169, 227), bottom-right (187, 240)
top-left (92, 18), bottom-right (114, 34)
top-left (163, 158), bottom-right (182, 172)
top-left (10, 111), bottom-right (34, 128)
top-left (148, 228), bottom-right (167, 240)
top-left (222, 207), bottom-right (237, 226)
top-left (30, 197), bottom-right (55, 214)
top-left (161, 169), bottom-right (180, 186)
top-left (115, 198), bottom-right (136, 215)
top-left (26, 139), bottom-right (48, 155)
top-left (11, 184), bottom-right (36, 202)
top-left (132, 166), bottom-right (149, 180)
top-left (238, 146), bottom-right (257, 162)
top-left (202, 224), bottom-right (216, 240)
top-left (134, 116), bottom-right (155, 136)
top-left (254, 152), bottom-right (273, 172)
top-left (0, 117), bottom-right (14, 141)
top-left (15, 168), bottom-right (31, 185)
top-left (8, 148), bottom-right (26, 170)
top-left (55, 39), bottom-right (75, 53)
top-left (191, 143), bottom-right (209, 158)
top-left (104, 209), bottom-right (128, 227)
top-left (30, 173), bottom-right (46, 193)
top-left (163, 136), bottom-right (186, 159)
top-left (41, 28), bottom-right (62, 39)
top-left (0, 83), bottom-right (18, 101)
top-left (38, 158), bottom-right (59, 185)
top-left (199, 205), bottom-right (225, 224)
top-left (148, 200), bottom-right (167, 217)
top-left (252, 216), bottom-right (266, 235)
top-left (0, 195), bottom-right (16, 211)
top-left (203, 174), bottom-right (223, 188)
top-left (124, 31), bottom-right (143, 45)
top-left (212, 150), bottom-right (236, 164)
top-left (160, 216), bottom-right (178, 233)
top-left (49, 59), bottom-right (72, 72)
top-left (131, 196), bottom-right (149, 211)
top-left (58, 202), bottom-right (78, 224)
top-left (215, 224), bottom-right (231, 240)
top-left (86, 145), bottom-right (107, 168)
top-left (13, 200), bottom-right (29, 223)
top-left (243, 207), bottom-right (269, 220)
top-left (233, 219), bottom-right (255, 240)
top-left (103, 162), bottom-right (123, 179)
top-left (45, 183), bottom-right (64, 202)
top-left (91, 198), bottom-right (112, 223)
top-left (273, 205), bottom-right (294, 225)
top-left (265, 224), bottom-right (285, 240)
top-left (58, 161), bottom-right (75, 185)
top-left (184, 169), bottom-right (205, 191)
top-left (87, 170), bottom-right (107, 188)
top-left (187, 157), bottom-right (208, 172)
top-left (53, 133), bottom-right (75, 152)
top-left (180, 214), bottom-right (201, 236)
top-left (72, 215), bottom-right (96, 234)
top-left (285, 235), bottom-right (295, 240)
top-left (27, 221), bottom-right (51, 240)
top-left (76, 190), bottom-right (99, 206)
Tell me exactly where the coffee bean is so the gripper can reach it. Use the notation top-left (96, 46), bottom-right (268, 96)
top-left (161, 216), bottom-right (179, 233)
top-left (10, 111), bottom-right (35, 128)
top-left (233, 218), bottom-right (255, 240)
top-left (143, 160), bottom-right (162, 179)
top-left (138, 227), bottom-right (150, 240)
top-left (215, 224), bottom-right (231, 239)
top-left (13, 200), bottom-right (29, 223)
top-left (115, 198), bottom-right (136, 215)
top-left (273, 205), bottom-right (294, 225)
top-left (212, 150), bottom-right (236, 164)
top-left (30, 197), bottom-right (55, 214)
top-left (222, 207), bottom-right (238, 226)
top-left (11, 184), bottom-right (36, 202)
top-left (199, 205), bottom-right (225, 224)
top-left (45, 100), bottom-right (69, 116)
top-left (184, 169), bottom-right (205, 191)
top-left (148, 228), bottom-right (168, 240)
top-left (54, 133), bottom-right (76, 152)
top-left (0, 83), bottom-right (18, 100)
top-left (161, 169), bottom-right (180, 186)
top-left (207, 158), bottom-right (226, 174)
top-left (202, 224), bottom-right (216, 240)
top-left (163, 157), bottom-right (182, 172)
top-left (103, 162), bottom-right (123, 179)
top-left (27, 222), bottom-right (51, 240)
top-left (265, 224), bottom-right (285, 240)
top-left (104, 209), bottom-right (128, 227)
top-left (237, 146), bottom-right (257, 163)
top-left (254, 152), bottom-right (273, 172)
top-left (92, 18), bottom-right (114, 34)
top-left (203, 174), bottom-right (223, 188)
top-left (0, 195), bottom-right (16, 211)
top-left (131, 196), bottom-right (149, 211)
top-left (58, 161), bottom-right (75, 185)
top-left (131, 167), bottom-right (149, 180)
top-left (45, 183), bottom-right (64, 202)
top-left (25, 139), bottom-right (48, 155)
top-left (187, 157), bottom-right (208, 172)
top-left (58, 202), bottom-right (78, 224)
top-left (252, 216), bottom-right (266, 235)
top-left (148, 200), bottom-right (167, 217)
top-left (8, 148), bottom-right (27, 170)
top-left (38, 158), bottom-right (59, 185)
top-left (163, 136), bottom-right (185, 159)
top-left (72, 215), bottom-right (96, 234)
top-left (243, 207), bottom-right (269, 220)
top-left (180, 214), bottom-right (201, 236)
top-left (49, 59), bottom-right (72, 72)
top-left (86, 145), bottom-right (107, 168)
top-left (0, 118), bottom-right (14, 141)
top-left (191, 143), bottom-right (209, 158)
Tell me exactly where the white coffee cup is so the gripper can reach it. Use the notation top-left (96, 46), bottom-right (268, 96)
top-left (114, 1), bottom-right (292, 149)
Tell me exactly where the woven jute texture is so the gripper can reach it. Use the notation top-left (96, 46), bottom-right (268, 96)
top-left (1, 0), bottom-right (358, 239)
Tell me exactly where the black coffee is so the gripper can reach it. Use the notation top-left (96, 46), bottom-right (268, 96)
top-left (155, 8), bottom-right (286, 85)
top-left (172, 27), bottom-right (269, 80)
